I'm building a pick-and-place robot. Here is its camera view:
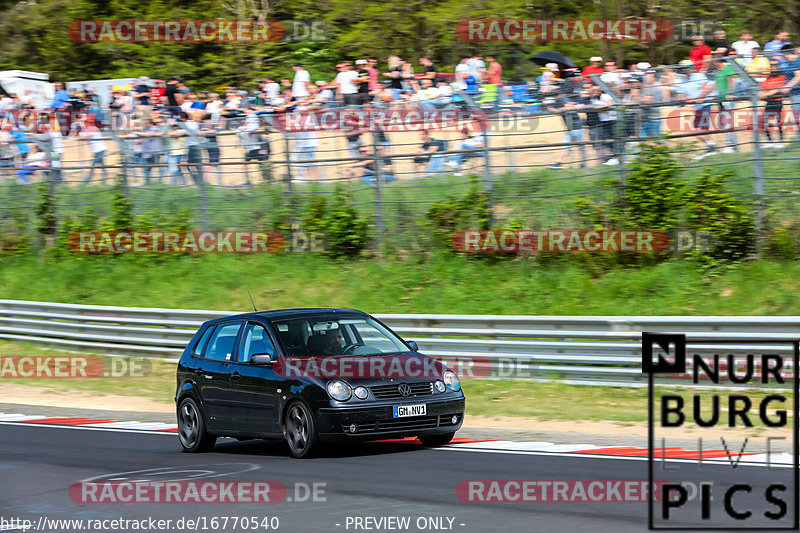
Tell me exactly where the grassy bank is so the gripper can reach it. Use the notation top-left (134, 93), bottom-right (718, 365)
top-left (0, 253), bottom-right (799, 314)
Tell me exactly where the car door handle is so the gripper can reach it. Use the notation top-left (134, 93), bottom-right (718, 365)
top-left (231, 371), bottom-right (241, 380)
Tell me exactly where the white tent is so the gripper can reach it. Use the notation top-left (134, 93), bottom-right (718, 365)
top-left (0, 70), bottom-right (53, 109)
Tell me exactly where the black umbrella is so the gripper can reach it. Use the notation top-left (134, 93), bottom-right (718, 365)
top-left (529, 51), bottom-right (578, 70)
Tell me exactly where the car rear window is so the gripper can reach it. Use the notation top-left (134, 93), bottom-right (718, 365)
top-left (193, 325), bottom-right (216, 357)
top-left (204, 322), bottom-right (243, 361)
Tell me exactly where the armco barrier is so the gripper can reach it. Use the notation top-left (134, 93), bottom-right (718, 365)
top-left (1, 299), bottom-right (798, 386)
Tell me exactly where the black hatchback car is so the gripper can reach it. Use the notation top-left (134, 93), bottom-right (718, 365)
top-left (175, 308), bottom-right (465, 457)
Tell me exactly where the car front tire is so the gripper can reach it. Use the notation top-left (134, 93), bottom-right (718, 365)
top-left (419, 432), bottom-right (456, 447)
top-left (177, 397), bottom-right (217, 453)
top-left (283, 401), bottom-right (322, 458)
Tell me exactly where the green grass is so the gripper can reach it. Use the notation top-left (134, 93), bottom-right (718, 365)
top-left (3, 253), bottom-right (800, 314)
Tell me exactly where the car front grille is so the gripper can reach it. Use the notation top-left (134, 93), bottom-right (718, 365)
top-left (342, 415), bottom-right (460, 434)
top-left (377, 416), bottom-right (439, 431)
top-left (370, 381), bottom-right (434, 400)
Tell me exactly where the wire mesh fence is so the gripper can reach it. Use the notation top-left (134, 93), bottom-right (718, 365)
top-left (1, 57), bottom-right (799, 254)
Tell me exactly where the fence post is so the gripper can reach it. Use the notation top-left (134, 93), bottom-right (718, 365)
top-left (725, 58), bottom-right (765, 245)
top-left (372, 136), bottom-right (385, 255)
top-left (283, 132), bottom-right (295, 231)
top-left (750, 92), bottom-right (765, 244)
top-left (480, 117), bottom-right (493, 227)
top-left (108, 131), bottom-right (130, 198)
top-left (198, 178), bottom-right (208, 232)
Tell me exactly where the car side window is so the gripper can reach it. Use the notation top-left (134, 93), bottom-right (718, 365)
top-left (193, 325), bottom-right (216, 357)
top-left (239, 323), bottom-right (275, 363)
top-left (204, 322), bottom-right (243, 361)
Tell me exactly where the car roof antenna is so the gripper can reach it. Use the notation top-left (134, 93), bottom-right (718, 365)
top-left (246, 288), bottom-right (258, 312)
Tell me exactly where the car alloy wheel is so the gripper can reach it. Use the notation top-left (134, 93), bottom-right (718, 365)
top-left (284, 401), bottom-right (321, 458)
top-left (177, 397), bottom-right (216, 453)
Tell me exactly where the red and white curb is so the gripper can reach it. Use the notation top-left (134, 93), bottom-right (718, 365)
top-left (0, 413), bottom-right (178, 432)
top-left (0, 413), bottom-right (792, 466)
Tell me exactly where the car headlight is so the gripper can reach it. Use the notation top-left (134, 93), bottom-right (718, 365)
top-left (434, 380), bottom-right (446, 393)
top-left (443, 370), bottom-right (461, 392)
top-left (354, 386), bottom-right (369, 399)
top-left (327, 380), bottom-right (352, 401)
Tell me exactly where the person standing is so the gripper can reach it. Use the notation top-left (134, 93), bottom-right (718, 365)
top-left (690, 35), bottom-right (712, 71)
top-left (466, 53), bottom-right (486, 84)
top-left (764, 30), bottom-right (791, 54)
top-left (140, 115), bottom-right (165, 185)
top-left (778, 45), bottom-right (800, 139)
top-left (710, 29), bottom-right (730, 54)
top-left (454, 57), bottom-right (470, 91)
top-left (51, 83), bottom-right (70, 111)
top-left (732, 31), bottom-right (760, 66)
top-left (354, 60), bottom-right (372, 105)
top-left (165, 76), bottom-right (183, 117)
top-left (331, 62), bottom-right (359, 106)
top-left (588, 85), bottom-right (619, 166)
top-left (41, 121), bottom-right (64, 183)
top-left (486, 55), bottom-right (502, 85)
top-left (0, 124), bottom-right (15, 180)
top-left (80, 115), bottom-right (108, 184)
top-left (292, 64), bottom-right (313, 99)
top-left (759, 59), bottom-right (788, 148)
top-left (183, 110), bottom-right (204, 185)
top-left (366, 59), bottom-right (380, 94)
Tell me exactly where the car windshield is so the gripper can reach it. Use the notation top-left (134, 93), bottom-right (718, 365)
top-left (271, 315), bottom-right (408, 357)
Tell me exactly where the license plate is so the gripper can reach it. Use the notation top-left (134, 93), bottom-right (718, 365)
top-left (393, 404), bottom-right (426, 418)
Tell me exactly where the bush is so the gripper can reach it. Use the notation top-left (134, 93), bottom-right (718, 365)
top-left (323, 186), bottom-right (370, 259)
top-left (684, 171), bottom-right (755, 261)
top-left (425, 178), bottom-right (491, 250)
top-left (766, 226), bottom-right (798, 260)
top-left (104, 181), bottom-right (134, 231)
top-left (613, 142), bottom-right (683, 231)
top-left (34, 183), bottom-right (56, 239)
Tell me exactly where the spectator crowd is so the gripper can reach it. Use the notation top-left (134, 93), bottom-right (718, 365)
top-left (1, 28), bottom-right (799, 183)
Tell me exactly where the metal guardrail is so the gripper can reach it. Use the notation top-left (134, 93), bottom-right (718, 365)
top-left (1, 299), bottom-right (798, 387)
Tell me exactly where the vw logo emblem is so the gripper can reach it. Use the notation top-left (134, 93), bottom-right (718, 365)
top-left (398, 383), bottom-right (412, 396)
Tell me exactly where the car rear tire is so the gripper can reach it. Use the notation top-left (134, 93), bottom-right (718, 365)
top-left (283, 401), bottom-right (321, 458)
top-left (419, 432), bottom-right (455, 447)
top-left (177, 397), bottom-right (217, 453)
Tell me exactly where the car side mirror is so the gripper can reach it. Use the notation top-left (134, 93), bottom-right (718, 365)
top-left (406, 340), bottom-right (418, 352)
top-left (250, 354), bottom-right (273, 365)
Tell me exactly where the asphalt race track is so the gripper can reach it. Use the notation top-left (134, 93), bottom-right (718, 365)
top-left (0, 422), bottom-right (795, 533)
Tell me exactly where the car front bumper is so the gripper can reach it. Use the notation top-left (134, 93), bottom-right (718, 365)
top-left (316, 397), bottom-right (465, 440)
